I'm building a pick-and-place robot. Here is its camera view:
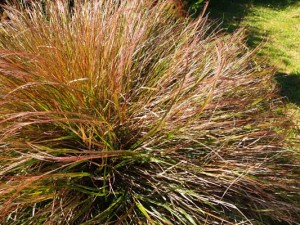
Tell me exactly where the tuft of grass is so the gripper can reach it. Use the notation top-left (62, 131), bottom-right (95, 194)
top-left (0, 0), bottom-right (299, 224)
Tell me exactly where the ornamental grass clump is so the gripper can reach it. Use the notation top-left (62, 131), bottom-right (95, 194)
top-left (0, 0), bottom-right (299, 224)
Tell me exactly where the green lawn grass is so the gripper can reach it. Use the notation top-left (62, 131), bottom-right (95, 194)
top-left (245, 4), bottom-right (300, 73)
top-left (244, 3), bottom-right (300, 108)
top-left (204, 0), bottom-right (300, 140)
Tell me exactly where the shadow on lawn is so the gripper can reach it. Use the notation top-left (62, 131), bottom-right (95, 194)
top-left (201, 0), bottom-right (300, 32)
top-left (276, 72), bottom-right (300, 106)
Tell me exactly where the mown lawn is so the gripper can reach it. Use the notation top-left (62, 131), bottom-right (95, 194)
top-left (205, 0), bottom-right (300, 142)
top-left (244, 2), bottom-right (300, 106)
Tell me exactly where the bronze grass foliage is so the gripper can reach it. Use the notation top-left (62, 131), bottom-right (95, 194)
top-left (0, 0), bottom-right (299, 224)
